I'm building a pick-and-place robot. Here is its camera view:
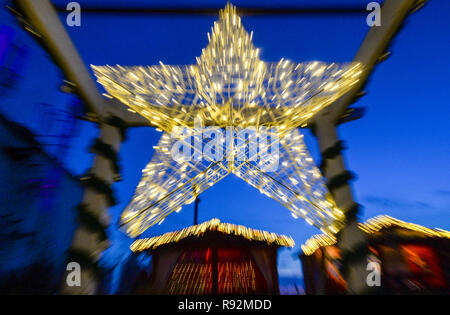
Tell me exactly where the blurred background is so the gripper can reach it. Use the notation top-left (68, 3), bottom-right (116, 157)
top-left (0, 0), bottom-right (449, 294)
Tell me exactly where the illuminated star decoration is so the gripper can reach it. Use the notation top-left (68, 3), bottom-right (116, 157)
top-left (92, 4), bottom-right (362, 237)
top-left (120, 127), bottom-right (344, 237)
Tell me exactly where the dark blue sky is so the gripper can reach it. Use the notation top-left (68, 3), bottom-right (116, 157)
top-left (1, 0), bottom-right (449, 278)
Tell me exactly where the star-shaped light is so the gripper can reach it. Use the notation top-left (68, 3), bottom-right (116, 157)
top-left (92, 3), bottom-right (363, 131)
top-left (92, 4), bottom-right (362, 237)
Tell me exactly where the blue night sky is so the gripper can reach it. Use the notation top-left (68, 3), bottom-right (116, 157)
top-left (1, 0), bottom-right (449, 280)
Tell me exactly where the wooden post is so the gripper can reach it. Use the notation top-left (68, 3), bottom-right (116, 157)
top-left (312, 117), bottom-right (369, 294)
top-left (193, 185), bottom-right (201, 226)
top-left (61, 120), bottom-right (125, 294)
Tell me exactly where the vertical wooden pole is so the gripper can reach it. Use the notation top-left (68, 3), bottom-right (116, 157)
top-left (61, 120), bottom-right (125, 294)
top-left (313, 118), bottom-right (369, 294)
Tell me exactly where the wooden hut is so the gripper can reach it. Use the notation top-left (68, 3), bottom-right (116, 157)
top-left (129, 218), bottom-right (294, 294)
top-left (300, 215), bottom-right (450, 294)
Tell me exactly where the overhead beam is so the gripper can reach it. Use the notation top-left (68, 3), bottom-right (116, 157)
top-left (13, 0), bottom-right (149, 126)
top-left (53, 5), bottom-right (368, 16)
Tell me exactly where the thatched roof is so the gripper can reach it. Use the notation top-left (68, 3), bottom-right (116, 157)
top-left (131, 218), bottom-right (295, 252)
top-left (301, 215), bottom-right (450, 256)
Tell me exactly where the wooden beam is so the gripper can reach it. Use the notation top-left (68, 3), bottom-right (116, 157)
top-left (13, 0), bottom-right (149, 126)
top-left (52, 5), bottom-right (368, 16)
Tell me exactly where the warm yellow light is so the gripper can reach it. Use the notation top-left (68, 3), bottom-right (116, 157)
top-left (121, 128), bottom-right (341, 237)
top-left (91, 3), bottom-right (363, 237)
top-left (130, 218), bottom-right (295, 252)
top-left (301, 215), bottom-right (450, 256)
